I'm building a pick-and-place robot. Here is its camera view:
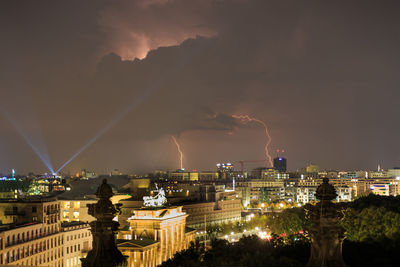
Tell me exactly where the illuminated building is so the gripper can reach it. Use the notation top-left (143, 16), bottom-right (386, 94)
top-left (250, 167), bottom-right (267, 179)
top-left (59, 199), bottom-right (97, 222)
top-left (59, 195), bottom-right (130, 223)
top-left (111, 169), bottom-right (123, 176)
top-left (296, 187), bottom-right (317, 205)
top-left (336, 187), bottom-right (352, 202)
top-left (0, 221), bottom-right (65, 266)
top-left (118, 184), bottom-right (241, 232)
top-left (304, 164), bottom-right (320, 173)
top-left (127, 178), bottom-right (151, 197)
top-left (0, 198), bottom-right (61, 226)
top-left (80, 169), bottom-right (97, 179)
top-left (369, 184), bottom-right (390, 196)
top-left (0, 180), bottom-right (30, 199)
top-left (169, 170), bottom-right (199, 181)
top-left (216, 163), bottom-right (234, 179)
top-left (0, 198), bottom-right (92, 266)
top-left (198, 171), bottom-right (219, 181)
top-left (236, 179), bottom-right (284, 203)
top-left (259, 187), bottom-right (285, 202)
top-left (367, 170), bottom-right (388, 178)
top-left (262, 168), bottom-right (288, 179)
top-left (387, 168), bottom-right (400, 178)
top-left (183, 185), bottom-right (241, 229)
top-left (273, 157), bottom-right (287, 173)
top-left (117, 205), bottom-right (195, 267)
top-left (183, 199), bottom-right (241, 229)
top-left (62, 222), bottom-right (92, 267)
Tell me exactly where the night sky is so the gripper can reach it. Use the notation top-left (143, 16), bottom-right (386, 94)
top-left (1, 0), bottom-right (400, 174)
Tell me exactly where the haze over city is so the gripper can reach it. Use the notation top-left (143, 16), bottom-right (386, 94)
top-left (1, 0), bottom-right (400, 174)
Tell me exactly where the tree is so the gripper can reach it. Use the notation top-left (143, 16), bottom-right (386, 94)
top-left (342, 206), bottom-right (400, 242)
top-left (267, 208), bottom-right (305, 235)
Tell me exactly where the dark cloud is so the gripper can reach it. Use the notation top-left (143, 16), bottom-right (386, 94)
top-left (0, 0), bottom-right (399, 174)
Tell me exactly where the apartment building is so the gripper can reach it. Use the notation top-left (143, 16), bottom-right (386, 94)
top-left (0, 197), bottom-right (92, 267)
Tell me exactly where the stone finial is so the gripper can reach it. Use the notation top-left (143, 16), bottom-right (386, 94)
top-left (81, 179), bottom-right (126, 267)
top-left (315, 177), bottom-right (337, 201)
top-left (305, 178), bottom-right (347, 267)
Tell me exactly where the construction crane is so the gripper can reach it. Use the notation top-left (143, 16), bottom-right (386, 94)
top-left (234, 160), bottom-right (269, 175)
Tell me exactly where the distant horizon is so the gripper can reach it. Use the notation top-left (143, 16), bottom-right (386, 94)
top-left (1, 162), bottom-right (398, 177)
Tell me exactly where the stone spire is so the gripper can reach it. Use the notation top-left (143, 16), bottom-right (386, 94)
top-left (305, 178), bottom-right (348, 267)
top-left (81, 179), bottom-right (126, 267)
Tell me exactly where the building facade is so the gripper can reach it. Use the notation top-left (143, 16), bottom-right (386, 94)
top-left (0, 198), bottom-right (92, 267)
top-left (117, 206), bottom-right (195, 267)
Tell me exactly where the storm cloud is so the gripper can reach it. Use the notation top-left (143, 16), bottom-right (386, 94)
top-left (1, 0), bottom-right (399, 174)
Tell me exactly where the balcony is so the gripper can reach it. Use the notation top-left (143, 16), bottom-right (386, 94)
top-left (46, 209), bottom-right (60, 215)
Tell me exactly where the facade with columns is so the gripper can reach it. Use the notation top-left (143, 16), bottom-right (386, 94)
top-left (117, 206), bottom-right (195, 267)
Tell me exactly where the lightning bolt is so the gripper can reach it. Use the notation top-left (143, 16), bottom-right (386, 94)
top-left (232, 114), bottom-right (273, 167)
top-left (171, 136), bottom-right (183, 169)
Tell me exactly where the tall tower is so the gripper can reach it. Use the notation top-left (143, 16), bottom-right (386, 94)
top-left (81, 179), bottom-right (126, 267)
top-left (273, 157), bottom-right (287, 173)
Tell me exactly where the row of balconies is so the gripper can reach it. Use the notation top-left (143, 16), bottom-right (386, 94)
top-left (2, 245), bottom-right (64, 265)
top-left (4, 229), bottom-right (61, 248)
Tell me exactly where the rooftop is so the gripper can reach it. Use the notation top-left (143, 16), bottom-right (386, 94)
top-left (0, 196), bottom-right (58, 203)
top-left (0, 222), bottom-right (41, 233)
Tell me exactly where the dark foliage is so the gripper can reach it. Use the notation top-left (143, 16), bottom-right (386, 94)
top-left (341, 194), bottom-right (400, 213)
top-left (343, 239), bottom-right (400, 267)
top-left (162, 195), bottom-right (400, 266)
top-left (160, 236), bottom-right (309, 267)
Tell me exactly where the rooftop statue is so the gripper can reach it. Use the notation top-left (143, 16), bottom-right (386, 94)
top-left (305, 178), bottom-right (348, 267)
top-left (143, 184), bottom-right (167, 207)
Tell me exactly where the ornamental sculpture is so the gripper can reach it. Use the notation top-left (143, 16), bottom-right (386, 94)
top-left (143, 184), bottom-right (167, 207)
top-left (304, 178), bottom-right (348, 267)
top-left (81, 179), bottom-right (126, 267)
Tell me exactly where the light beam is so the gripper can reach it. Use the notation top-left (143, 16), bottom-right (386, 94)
top-left (171, 136), bottom-right (183, 169)
top-left (55, 40), bottom-right (208, 173)
top-left (232, 114), bottom-right (273, 167)
top-left (55, 88), bottom-right (155, 174)
top-left (2, 110), bottom-right (55, 174)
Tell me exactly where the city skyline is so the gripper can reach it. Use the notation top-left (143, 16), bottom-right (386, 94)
top-left (1, 0), bottom-right (400, 174)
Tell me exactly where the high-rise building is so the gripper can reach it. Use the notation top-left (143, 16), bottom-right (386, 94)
top-left (273, 157), bottom-right (287, 173)
top-left (216, 163), bottom-right (234, 179)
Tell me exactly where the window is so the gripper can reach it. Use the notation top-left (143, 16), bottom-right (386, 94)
top-left (32, 206), bottom-right (37, 213)
top-left (74, 202), bottom-right (80, 209)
